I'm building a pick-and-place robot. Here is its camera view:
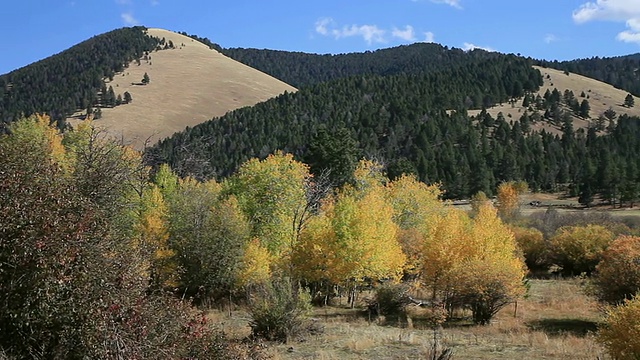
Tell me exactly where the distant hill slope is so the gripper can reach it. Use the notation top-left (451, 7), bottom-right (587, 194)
top-left (219, 43), bottom-right (513, 88)
top-left (73, 28), bottom-right (296, 147)
top-left (149, 53), bottom-right (544, 196)
top-left (469, 66), bottom-right (640, 133)
top-left (539, 54), bottom-right (640, 96)
top-left (0, 27), bottom-right (159, 126)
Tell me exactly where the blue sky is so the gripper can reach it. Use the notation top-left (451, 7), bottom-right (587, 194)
top-left (2, 0), bottom-right (640, 75)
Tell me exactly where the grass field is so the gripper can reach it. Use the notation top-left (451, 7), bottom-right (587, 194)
top-left (208, 279), bottom-right (607, 359)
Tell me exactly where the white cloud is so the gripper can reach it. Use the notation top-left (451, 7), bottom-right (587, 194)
top-left (544, 33), bottom-right (559, 44)
top-left (392, 25), bottom-right (416, 42)
top-left (573, 0), bottom-right (640, 23)
top-left (315, 17), bottom-right (333, 36)
top-left (150, 0), bottom-right (159, 5)
top-left (462, 42), bottom-right (495, 52)
top-left (423, 31), bottom-right (435, 43)
top-left (315, 18), bottom-right (386, 44)
top-left (430, 0), bottom-right (462, 9)
top-left (334, 24), bottom-right (386, 44)
top-left (121, 12), bottom-right (139, 25)
top-left (573, 0), bottom-right (640, 44)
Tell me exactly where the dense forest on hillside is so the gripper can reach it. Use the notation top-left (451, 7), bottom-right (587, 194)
top-left (222, 43), bottom-right (640, 98)
top-left (220, 43), bottom-right (513, 88)
top-left (539, 54), bottom-right (640, 97)
top-left (150, 54), bottom-right (547, 198)
top-left (151, 48), bottom-right (640, 202)
top-left (0, 27), bottom-right (159, 127)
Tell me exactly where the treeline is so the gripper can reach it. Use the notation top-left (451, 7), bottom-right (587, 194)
top-left (220, 43), bottom-right (518, 88)
top-left (0, 26), bottom-right (159, 127)
top-left (538, 54), bottom-right (640, 96)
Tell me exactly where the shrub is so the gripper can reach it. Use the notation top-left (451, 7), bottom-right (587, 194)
top-left (549, 224), bottom-right (615, 275)
top-left (592, 236), bottom-right (640, 304)
top-left (248, 278), bottom-right (312, 342)
top-left (369, 283), bottom-right (411, 321)
top-left (511, 225), bottom-right (547, 272)
top-left (598, 296), bottom-right (640, 360)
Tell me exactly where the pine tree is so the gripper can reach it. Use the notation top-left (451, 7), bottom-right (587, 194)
top-left (625, 93), bottom-right (635, 107)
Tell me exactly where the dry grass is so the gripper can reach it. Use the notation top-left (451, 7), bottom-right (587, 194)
top-left (68, 28), bottom-right (296, 149)
top-left (208, 279), bottom-right (607, 359)
top-left (468, 66), bottom-right (640, 135)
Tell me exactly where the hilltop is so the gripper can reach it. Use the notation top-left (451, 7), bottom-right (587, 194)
top-left (69, 29), bottom-right (295, 148)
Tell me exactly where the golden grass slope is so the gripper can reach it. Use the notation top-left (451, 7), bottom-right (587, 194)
top-left (69, 28), bottom-right (296, 148)
top-left (469, 65), bottom-right (640, 133)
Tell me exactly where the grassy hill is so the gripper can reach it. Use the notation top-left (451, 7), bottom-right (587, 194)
top-left (69, 28), bottom-right (296, 148)
top-left (469, 66), bottom-right (640, 134)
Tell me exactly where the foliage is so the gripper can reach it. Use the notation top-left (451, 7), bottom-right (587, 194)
top-left (0, 116), bottom-right (235, 358)
top-left (164, 177), bottom-right (250, 298)
top-left (510, 225), bottom-right (547, 272)
top-left (386, 174), bottom-right (445, 276)
top-left (549, 224), bottom-right (615, 276)
top-left (598, 296), bottom-right (640, 360)
top-left (592, 236), bottom-right (640, 305)
top-left (238, 238), bottom-right (273, 287)
top-left (293, 162), bottom-right (406, 287)
top-left (137, 185), bottom-right (178, 289)
top-left (421, 204), bottom-right (526, 324)
top-left (226, 152), bottom-right (309, 258)
top-left (496, 181), bottom-right (525, 221)
top-left (248, 278), bottom-right (313, 343)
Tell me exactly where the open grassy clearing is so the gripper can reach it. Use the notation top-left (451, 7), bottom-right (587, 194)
top-left (207, 279), bottom-right (606, 359)
top-left (68, 28), bottom-right (296, 149)
top-left (468, 66), bottom-right (640, 135)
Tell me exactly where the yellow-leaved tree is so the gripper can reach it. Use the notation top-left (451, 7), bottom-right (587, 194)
top-left (293, 160), bottom-right (406, 305)
top-left (462, 203), bottom-right (527, 324)
top-left (598, 296), bottom-right (640, 360)
top-left (386, 174), bottom-right (445, 277)
top-left (549, 224), bottom-right (615, 276)
top-left (496, 181), bottom-right (527, 221)
top-left (421, 203), bottom-right (526, 324)
top-left (137, 185), bottom-right (178, 288)
top-left (510, 225), bottom-right (547, 272)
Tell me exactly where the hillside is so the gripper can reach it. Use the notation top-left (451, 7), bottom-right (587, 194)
top-left (69, 28), bottom-right (296, 148)
top-left (469, 65), bottom-right (640, 133)
top-left (539, 54), bottom-right (640, 96)
top-left (0, 27), bottom-right (159, 126)
top-left (220, 43), bottom-right (512, 88)
top-left (149, 53), bottom-right (545, 197)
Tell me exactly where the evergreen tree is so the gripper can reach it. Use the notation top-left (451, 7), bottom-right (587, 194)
top-left (625, 93), bottom-right (635, 107)
top-left (579, 99), bottom-right (590, 118)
